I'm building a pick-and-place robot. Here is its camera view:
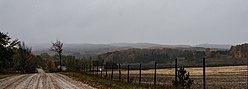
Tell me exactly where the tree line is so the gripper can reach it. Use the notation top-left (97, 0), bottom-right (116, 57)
top-left (230, 43), bottom-right (248, 59)
top-left (0, 32), bottom-right (96, 73)
top-left (1, 31), bottom-right (247, 74)
top-left (0, 32), bottom-right (37, 73)
top-left (97, 48), bottom-right (230, 64)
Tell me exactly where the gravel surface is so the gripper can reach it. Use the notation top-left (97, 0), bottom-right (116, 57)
top-left (0, 69), bottom-right (94, 89)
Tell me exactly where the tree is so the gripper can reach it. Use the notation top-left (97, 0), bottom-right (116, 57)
top-left (34, 55), bottom-right (46, 69)
top-left (50, 40), bottom-right (63, 71)
top-left (172, 67), bottom-right (194, 89)
top-left (192, 50), bottom-right (196, 59)
top-left (45, 59), bottom-right (56, 72)
top-left (205, 48), bottom-right (211, 58)
top-left (16, 42), bottom-right (36, 73)
top-left (64, 55), bottom-right (77, 71)
top-left (0, 32), bottom-right (19, 73)
top-left (230, 43), bottom-right (248, 59)
top-left (40, 52), bottom-right (52, 61)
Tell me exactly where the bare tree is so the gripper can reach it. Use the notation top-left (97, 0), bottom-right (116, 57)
top-left (50, 40), bottom-right (63, 71)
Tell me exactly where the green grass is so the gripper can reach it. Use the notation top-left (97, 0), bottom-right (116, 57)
top-left (0, 74), bottom-right (19, 79)
top-left (60, 72), bottom-right (147, 89)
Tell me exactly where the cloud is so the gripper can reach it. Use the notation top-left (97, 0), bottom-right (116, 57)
top-left (0, 0), bottom-right (247, 45)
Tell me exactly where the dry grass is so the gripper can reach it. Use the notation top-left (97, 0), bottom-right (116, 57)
top-left (91, 66), bottom-right (248, 89)
top-left (0, 74), bottom-right (19, 79)
top-left (109, 65), bottom-right (247, 75)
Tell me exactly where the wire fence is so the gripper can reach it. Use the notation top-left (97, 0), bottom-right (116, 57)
top-left (79, 58), bottom-right (248, 89)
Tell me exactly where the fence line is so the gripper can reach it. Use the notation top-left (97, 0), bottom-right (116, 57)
top-left (79, 58), bottom-right (248, 89)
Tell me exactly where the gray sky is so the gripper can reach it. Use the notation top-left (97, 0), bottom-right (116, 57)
top-left (0, 0), bottom-right (247, 45)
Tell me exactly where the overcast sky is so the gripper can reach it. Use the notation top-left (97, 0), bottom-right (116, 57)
top-left (0, 0), bottom-right (247, 45)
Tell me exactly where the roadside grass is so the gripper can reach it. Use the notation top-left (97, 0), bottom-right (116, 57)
top-left (61, 72), bottom-right (148, 89)
top-left (0, 74), bottom-right (19, 79)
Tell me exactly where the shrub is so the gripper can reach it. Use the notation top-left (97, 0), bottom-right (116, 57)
top-left (172, 67), bottom-right (194, 89)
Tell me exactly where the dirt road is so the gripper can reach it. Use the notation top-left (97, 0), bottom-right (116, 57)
top-left (0, 69), bottom-right (94, 89)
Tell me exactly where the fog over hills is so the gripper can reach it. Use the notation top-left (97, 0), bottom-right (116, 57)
top-left (194, 44), bottom-right (232, 49)
top-left (30, 43), bottom-right (231, 58)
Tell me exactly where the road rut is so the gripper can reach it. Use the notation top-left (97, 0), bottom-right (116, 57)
top-left (0, 69), bottom-right (94, 89)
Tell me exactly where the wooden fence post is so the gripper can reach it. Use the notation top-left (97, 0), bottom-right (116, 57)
top-left (89, 65), bottom-right (91, 74)
top-left (101, 63), bottom-right (103, 77)
top-left (154, 62), bottom-right (157, 85)
top-left (203, 58), bottom-right (206, 89)
top-left (105, 63), bottom-right (108, 78)
top-left (92, 65), bottom-right (94, 75)
top-left (111, 63), bottom-right (114, 80)
top-left (97, 63), bottom-right (99, 76)
top-left (82, 64), bottom-right (84, 72)
top-left (247, 57), bottom-right (248, 89)
top-left (139, 63), bottom-right (142, 85)
top-left (175, 58), bottom-right (178, 83)
top-left (127, 64), bottom-right (130, 83)
top-left (119, 63), bottom-right (121, 81)
top-left (84, 64), bottom-right (86, 72)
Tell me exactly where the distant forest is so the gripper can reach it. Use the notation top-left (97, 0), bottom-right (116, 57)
top-left (97, 44), bottom-right (248, 66)
top-left (1, 31), bottom-right (248, 73)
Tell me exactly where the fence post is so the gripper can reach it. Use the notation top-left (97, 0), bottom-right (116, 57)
top-left (111, 63), bottom-right (114, 80)
top-left (139, 63), bottom-right (142, 85)
top-left (83, 64), bottom-right (85, 72)
top-left (127, 64), bottom-right (130, 83)
top-left (203, 58), bottom-right (206, 89)
top-left (175, 58), bottom-right (178, 83)
top-left (86, 65), bottom-right (88, 72)
top-left (89, 65), bottom-right (91, 74)
top-left (92, 65), bottom-right (94, 75)
top-left (119, 63), bottom-right (121, 81)
top-left (101, 63), bottom-right (103, 77)
top-left (82, 64), bottom-right (84, 72)
top-left (88, 65), bottom-right (90, 73)
top-left (105, 63), bottom-right (108, 78)
top-left (97, 63), bottom-right (99, 76)
top-left (247, 57), bottom-right (248, 89)
top-left (82, 65), bottom-right (85, 72)
top-left (84, 65), bottom-right (86, 72)
top-left (154, 62), bottom-right (157, 85)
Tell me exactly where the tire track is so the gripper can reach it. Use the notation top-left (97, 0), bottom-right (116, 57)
top-left (1, 74), bottom-right (31, 89)
top-left (34, 73), bottom-right (41, 89)
top-left (26, 74), bottom-right (39, 89)
top-left (0, 74), bottom-right (26, 87)
top-left (46, 73), bottom-right (56, 89)
top-left (15, 74), bottom-right (37, 89)
top-left (48, 73), bottom-right (60, 89)
top-left (50, 73), bottom-right (80, 89)
top-left (0, 69), bottom-right (94, 89)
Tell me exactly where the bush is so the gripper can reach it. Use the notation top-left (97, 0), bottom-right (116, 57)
top-left (172, 67), bottom-right (194, 89)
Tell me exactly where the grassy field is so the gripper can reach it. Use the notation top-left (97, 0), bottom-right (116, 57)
top-left (99, 65), bottom-right (248, 89)
top-left (112, 65), bottom-right (247, 75)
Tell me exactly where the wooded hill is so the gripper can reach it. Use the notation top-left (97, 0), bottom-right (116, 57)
top-left (97, 48), bottom-right (231, 64)
top-left (230, 43), bottom-right (248, 59)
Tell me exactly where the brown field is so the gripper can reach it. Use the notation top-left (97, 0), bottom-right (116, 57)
top-left (96, 66), bottom-right (248, 89)
top-left (113, 65), bottom-right (247, 75)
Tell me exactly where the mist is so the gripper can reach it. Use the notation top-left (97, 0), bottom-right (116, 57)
top-left (0, 0), bottom-right (247, 45)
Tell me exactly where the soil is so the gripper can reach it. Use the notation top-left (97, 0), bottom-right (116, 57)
top-left (0, 69), bottom-right (94, 89)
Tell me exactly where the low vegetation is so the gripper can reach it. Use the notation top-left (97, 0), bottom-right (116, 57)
top-left (61, 72), bottom-right (145, 89)
top-left (172, 67), bottom-right (194, 89)
top-left (0, 74), bottom-right (19, 79)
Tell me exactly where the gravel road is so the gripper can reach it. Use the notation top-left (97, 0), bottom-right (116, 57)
top-left (0, 69), bottom-right (94, 89)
